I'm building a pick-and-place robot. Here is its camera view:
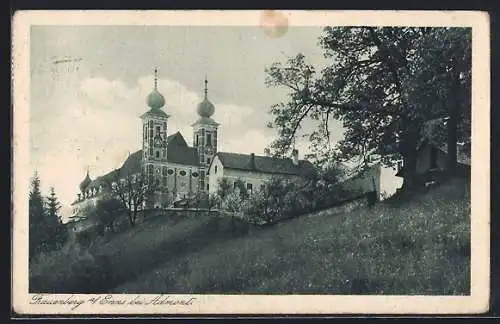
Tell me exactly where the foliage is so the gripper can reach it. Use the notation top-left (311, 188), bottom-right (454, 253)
top-left (216, 177), bottom-right (232, 201)
top-left (93, 195), bottom-right (124, 232)
top-left (29, 172), bottom-right (67, 260)
top-left (222, 191), bottom-right (244, 213)
top-left (233, 178), bottom-right (250, 200)
top-left (208, 193), bottom-right (221, 212)
top-left (265, 27), bottom-right (471, 189)
top-left (107, 171), bottom-right (158, 227)
top-left (242, 168), bottom-right (355, 225)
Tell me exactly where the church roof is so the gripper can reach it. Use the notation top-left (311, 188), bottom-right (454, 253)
top-left (214, 152), bottom-right (315, 176)
top-left (82, 132), bottom-right (199, 192)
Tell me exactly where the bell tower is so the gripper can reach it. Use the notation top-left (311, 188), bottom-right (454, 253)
top-left (192, 77), bottom-right (219, 191)
top-left (140, 68), bottom-right (170, 194)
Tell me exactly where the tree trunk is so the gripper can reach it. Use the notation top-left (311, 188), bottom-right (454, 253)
top-left (400, 130), bottom-right (419, 192)
top-left (446, 76), bottom-right (461, 175)
top-left (447, 113), bottom-right (458, 175)
top-left (127, 211), bottom-right (135, 227)
top-left (402, 152), bottom-right (417, 190)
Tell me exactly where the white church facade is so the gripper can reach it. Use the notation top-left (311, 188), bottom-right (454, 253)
top-left (71, 69), bottom-right (315, 217)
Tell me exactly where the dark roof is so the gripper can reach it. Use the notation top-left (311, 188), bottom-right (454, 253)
top-left (166, 131), bottom-right (188, 147)
top-left (214, 152), bottom-right (315, 176)
top-left (84, 132), bottom-right (199, 191)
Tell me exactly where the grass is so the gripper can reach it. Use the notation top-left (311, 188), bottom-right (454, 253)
top-left (30, 177), bottom-right (470, 295)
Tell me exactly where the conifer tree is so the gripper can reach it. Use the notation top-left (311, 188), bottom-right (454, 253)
top-left (45, 187), bottom-right (68, 249)
top-left (29, 171), bottom-right (49, 259)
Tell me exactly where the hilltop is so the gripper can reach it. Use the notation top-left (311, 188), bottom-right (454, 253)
top-left (30, 176), bottom-right (470, 295)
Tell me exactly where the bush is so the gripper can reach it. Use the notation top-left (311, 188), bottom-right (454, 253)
top-left (241, 175), bottom-right (358, 225)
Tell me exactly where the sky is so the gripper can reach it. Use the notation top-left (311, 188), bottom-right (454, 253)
top-left (29, 25), bottom-right (402, 216)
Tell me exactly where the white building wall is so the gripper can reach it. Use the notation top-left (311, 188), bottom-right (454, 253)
top-left (207, 156), bottom-right (301, 195)
top-left (341, 164), bottom-right (381, 200)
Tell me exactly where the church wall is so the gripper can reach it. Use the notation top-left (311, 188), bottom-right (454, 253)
top-left (160, 162), bottom-right (201, 202)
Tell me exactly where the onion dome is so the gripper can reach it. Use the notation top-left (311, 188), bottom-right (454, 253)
top-left (197, 77), bottom-right (215, 118)
top-left (79, 170), bottom-right (91, 192)
top-left (146, 68), bottom-right (165, 109)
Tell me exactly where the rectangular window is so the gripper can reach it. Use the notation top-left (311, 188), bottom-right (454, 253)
top-left (156, 126), bottom-right (160, 134)
top-left (195, 134), bottom-right (199, 147)
top-left (215, 165), bottom-right (218, 174)
top-left (247, 183), bottom-right (253, 194)
top-left (206, 183), bottom-right (210, 191)
top-left (207, 133), bottom-right (212, 146)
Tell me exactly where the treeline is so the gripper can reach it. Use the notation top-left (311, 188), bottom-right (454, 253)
top-left (29, 171), bottom-right (68, 261)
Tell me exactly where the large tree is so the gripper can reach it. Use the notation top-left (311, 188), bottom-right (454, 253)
top-left (29, 171), bottom-right (48, 259)
top-left (107, 171), bottom-right (158, 227)
top-left (45, 187), bottom-right (68, 249)
top-left (29, 173), bottom-right (67, 259)
top-left (265, 27), bottom-right (471, 189)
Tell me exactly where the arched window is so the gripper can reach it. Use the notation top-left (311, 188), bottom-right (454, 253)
top-left (156, 151), bottom-right (160, 158)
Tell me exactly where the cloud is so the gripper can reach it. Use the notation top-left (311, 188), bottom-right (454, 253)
top-left (30, 73), bottom-right (403, 211)
top-left (30, 75), bottom-right (275, 208)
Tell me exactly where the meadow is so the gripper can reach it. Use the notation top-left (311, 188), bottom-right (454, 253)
top-left (29, 177), bottom-right (470, 295)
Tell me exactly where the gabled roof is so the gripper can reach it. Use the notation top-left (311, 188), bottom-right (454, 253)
top-left (214, 152), bottom-right (315, 176)
top-left (166, 131), bottom-right (188, 147)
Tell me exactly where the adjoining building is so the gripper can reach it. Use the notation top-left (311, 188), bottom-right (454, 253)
top-left (206, 149), bottom-right (315, 195)
top-left (395, 139), bottom-right (471, 187)
top-left (70, 69), bottom-right (317, 218)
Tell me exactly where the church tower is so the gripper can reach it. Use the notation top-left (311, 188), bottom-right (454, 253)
top-left (140, 68), bottom-right (169, 204)
top-left (192, 77), bottom-right (219, 191)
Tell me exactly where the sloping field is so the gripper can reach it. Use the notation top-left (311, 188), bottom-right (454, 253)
top-left (109, 177), bottom-right (470, 295)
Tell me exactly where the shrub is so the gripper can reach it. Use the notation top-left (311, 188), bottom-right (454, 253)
top-left (222, 191), bottom-right (243, 213)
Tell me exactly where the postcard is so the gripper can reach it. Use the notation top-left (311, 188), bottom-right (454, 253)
top-left (12, 10), bottom-right (490, 315)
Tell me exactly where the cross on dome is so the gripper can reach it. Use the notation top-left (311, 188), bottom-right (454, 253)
top-left (197, 76), bottom-right (215, 118)
top-left (146, 67), bottom-right (165, 109)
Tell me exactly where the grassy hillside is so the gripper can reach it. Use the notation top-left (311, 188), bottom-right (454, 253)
top-left (30, 177), bottom-right (470, 295)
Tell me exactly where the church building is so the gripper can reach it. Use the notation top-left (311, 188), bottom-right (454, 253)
top-left (71, 68), bottom-right (315, 216)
